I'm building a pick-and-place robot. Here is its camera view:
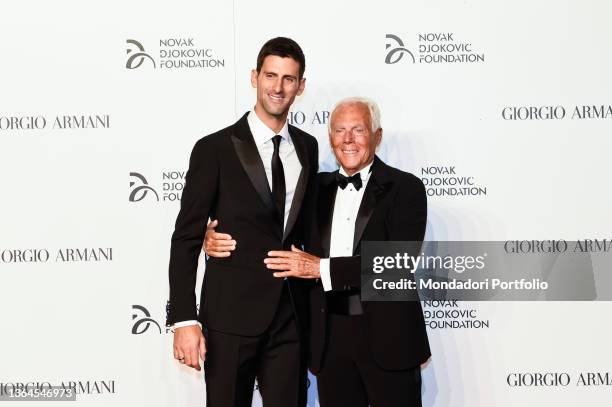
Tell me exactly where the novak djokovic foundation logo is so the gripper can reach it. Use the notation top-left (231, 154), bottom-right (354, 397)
top-left (420, 165), bottom-right (487, 197)
top-left (129, 172), bottom-right (160, 202)
top-left (125, 37), bottom-right (226, 70)
top-left (423, 300), bottom-right (490, 329)
top-left (385, 34), bottom-right (416, 64)
top-left (385, 33), bottom-right (485, 65)
top-left (129, 171), bottom-right (184, 203)
top-left (501, 104), bottom-right (612, 120)
top-left (126, 39), bottom-right (156, 69)
top-left (131, 305), bottom-right (163, 334)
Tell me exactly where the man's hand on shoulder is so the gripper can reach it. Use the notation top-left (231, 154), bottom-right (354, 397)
top-left (203, 219), bottom-right (236, 258)
top-left (173, 325), bottom-right (206, 371)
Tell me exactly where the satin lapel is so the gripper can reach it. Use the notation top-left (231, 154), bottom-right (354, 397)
top-left (230, 114), bottom-right (276, 216)
top-left (353, 158), bottom-right (391, 254)
top-left (318, 174), bottom-right (338, 257)
top-left (283, 128), bottom-right (309, 241)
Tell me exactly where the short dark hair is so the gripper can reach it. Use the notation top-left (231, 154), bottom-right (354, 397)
top-left (256, 37), bottom-right (306, 79)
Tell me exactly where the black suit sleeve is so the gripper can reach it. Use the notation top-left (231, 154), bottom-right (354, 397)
top-left (167, 138), bottom-right (219, 325)
top-left (328, 174), bottom-right (427, 291)
top-left (388, 173), bottom-right (427, 242)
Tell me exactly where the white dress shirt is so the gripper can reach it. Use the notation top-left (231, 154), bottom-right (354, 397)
top-left (247, 109), bottom-right (302, 230)
top-left (174, 110), bottom-right (302, 328)
top-left (319, 162), bottom-right (373, 292)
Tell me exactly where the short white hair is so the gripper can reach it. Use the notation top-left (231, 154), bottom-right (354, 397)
top-left (328, 97), bottom-right (381, 133)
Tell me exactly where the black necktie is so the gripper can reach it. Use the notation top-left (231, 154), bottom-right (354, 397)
top-left (336, 172), bottom-right (363, 191)
top-left (271, 135), bottom-right (286, 224)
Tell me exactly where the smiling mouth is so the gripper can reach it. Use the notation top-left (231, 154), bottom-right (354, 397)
top-left (269, 94), bottom-right (284, 102)
top-left (341, 149), bottom-right (358, 155)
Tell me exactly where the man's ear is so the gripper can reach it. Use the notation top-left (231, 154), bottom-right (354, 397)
top-left (375, 128), bottom-right (383, 147)
top-left (251, 69), bottom-right (258, 88)
top-left (297, 77), bottom-right (306, 96)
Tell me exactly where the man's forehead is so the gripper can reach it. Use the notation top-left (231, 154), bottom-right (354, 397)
top-left (331, 103), bottom-right (371, 123)
top-left (260, 55), bottom-right (300, 71)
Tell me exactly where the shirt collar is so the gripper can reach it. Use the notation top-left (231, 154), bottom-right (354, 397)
top-left (339, 161), bottom-right (373, 182)
top-left (247, 109), bottom-right (291, 147)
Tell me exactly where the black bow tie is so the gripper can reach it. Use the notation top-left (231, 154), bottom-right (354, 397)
top-left (336, 172), bottom-right (363, 191)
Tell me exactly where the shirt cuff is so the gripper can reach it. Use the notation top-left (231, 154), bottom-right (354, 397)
top-left (320, 258), bottom-right (332, 292)
top-left (173, 320), bottom-right (199, 329)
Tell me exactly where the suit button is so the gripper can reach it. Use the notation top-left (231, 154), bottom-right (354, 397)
top-left (320, 308), bottom-right (325, 313)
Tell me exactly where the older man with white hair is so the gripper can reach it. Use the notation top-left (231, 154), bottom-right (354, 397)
top-left (207, 97), bottom-right (430, 406)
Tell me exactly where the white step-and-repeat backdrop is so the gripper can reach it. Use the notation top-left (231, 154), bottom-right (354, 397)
top-left (1, 0), bottom-right (611, 406)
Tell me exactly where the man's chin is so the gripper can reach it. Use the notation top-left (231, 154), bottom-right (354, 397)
top-left (337, 158), bottom-right (359, 171)
top-left (262, 105), bottom-right (289, 119)
top-left (339, 164), bottom-right (358, 174)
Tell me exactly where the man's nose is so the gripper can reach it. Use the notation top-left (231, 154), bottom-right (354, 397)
top-left (272, 78), bottom-right (282, 93)
top-left (343, 132), bottom-right (355, 143)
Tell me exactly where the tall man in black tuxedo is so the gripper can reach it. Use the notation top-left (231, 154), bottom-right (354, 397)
top-left (263, 97), bottom-right (431, 406)
top-left (166, 37), bottom-right (318, 407)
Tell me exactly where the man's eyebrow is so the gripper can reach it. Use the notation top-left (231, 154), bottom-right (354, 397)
top-left (261, 70), bottom-right (298, 80)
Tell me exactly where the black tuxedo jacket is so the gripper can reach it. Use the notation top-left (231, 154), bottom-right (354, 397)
top-left (307, 156), bottom-right (431, 372)
top-left (167, 112), bottom-right (318, 336)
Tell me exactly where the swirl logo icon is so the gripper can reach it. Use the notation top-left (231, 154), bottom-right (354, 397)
top-left (385, 34), bottom-right (415, 64)
top-left (132, 305), bottom-right (162, 334)
top-left (129, 172), bottom-right (160, 202)
top-left (126, 39), bottom-right (156, 69)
